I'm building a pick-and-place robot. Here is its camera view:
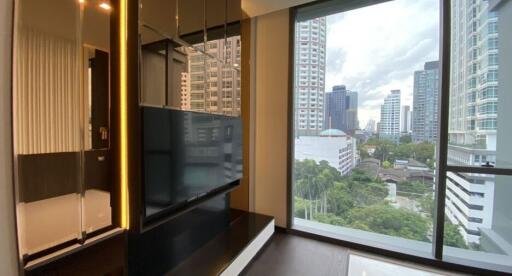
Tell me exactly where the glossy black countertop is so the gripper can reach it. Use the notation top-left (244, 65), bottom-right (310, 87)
top-left (169, 210), bottom-right (274, 275)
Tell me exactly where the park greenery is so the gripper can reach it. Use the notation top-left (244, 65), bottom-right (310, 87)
top-left (294, 159), bottom-right (468, 249)
top-left (361, 137), bottom-right (436, 169)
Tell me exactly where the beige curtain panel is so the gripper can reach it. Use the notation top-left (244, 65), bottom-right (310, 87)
top-left (14, 27), bottom-right (81, 154)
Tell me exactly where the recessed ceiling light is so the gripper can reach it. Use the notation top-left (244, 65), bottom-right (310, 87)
top-left (99, 2), bottom-right (111, 10)
top-left (78, 0), bottom-right (85, 3)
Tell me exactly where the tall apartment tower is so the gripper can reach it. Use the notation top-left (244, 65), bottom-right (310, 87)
top-left (445, 0), bottom-right (499, 244)
top-left (412, 61), bottom-right (439, 143)
top-left (324, 85), bottom-right (347, 131)
top-left (379, 90), bottom-right (401, 143)
top-left (401, 105), bottom-right (411, 134)
top-left (481, 0), bottom-right (512, 253)
top-left (346, 91), bottom-right (359, 132)
top-left (295, 17), bottom-right (327, 136)
top-left (183, 37), bottom-right (241, 116)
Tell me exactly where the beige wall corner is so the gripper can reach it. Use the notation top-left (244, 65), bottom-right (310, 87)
top-left (253, 9), bottom-right (290, 227)
top-left (0, 0), bottom-right (20, 274)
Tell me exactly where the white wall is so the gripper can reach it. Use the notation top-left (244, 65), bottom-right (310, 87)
top-left (0, 0), bottom-right (20, 274)
top-left (253, 9), bottom-right (290, 227)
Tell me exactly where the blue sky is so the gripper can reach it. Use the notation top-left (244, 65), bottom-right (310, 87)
top-left (324, 0), bottom-right (439, 127)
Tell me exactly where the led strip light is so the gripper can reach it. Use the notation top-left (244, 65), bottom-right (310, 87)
top-left (120, 0), bottom-right (129, 229)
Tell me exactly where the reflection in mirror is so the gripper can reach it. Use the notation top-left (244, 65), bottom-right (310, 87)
top-left (139, 0), bottom-right (241, 117)
top-left (140, 29), bottom-right (188, 108)
top-left (82, 1), bottom-right (112, 235)
top-left (188, 40), bottom-right (241, 116)
top-left (13, 0), bottom-right (113, 259)
top-left (14, 0), bottom-right (82, 256)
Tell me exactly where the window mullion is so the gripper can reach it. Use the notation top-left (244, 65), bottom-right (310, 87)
top-left (432, 0), bottom-right (451, 260)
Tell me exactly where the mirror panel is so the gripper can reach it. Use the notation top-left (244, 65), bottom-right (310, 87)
top-left (139, 0), bottom-right (241, 117)
top-left (81, 1), bottom-right (112, 234)
top-left (13, 0), bottom-right (113, 258)
top-left (14, 0), bottom-right (82, 256)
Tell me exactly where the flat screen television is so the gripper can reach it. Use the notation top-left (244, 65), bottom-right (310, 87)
top-left (142, 106), bottom-right (242, 222)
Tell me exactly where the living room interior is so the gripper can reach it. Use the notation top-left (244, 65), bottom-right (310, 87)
top-left (0, 0), bottom-right (511, 275)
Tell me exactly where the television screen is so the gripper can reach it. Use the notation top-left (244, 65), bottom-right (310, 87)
top-left (142, 107), bottom-right (243, 220)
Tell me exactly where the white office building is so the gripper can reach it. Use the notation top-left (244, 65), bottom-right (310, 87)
top-left (294, 129), bottom-right (357, 176)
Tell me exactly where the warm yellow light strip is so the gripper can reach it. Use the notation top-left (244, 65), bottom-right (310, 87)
top-left (120, 0), bottom-right (129, 229)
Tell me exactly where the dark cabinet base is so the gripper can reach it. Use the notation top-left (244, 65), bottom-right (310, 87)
top-left (25, 232), bottom-right (127, 276)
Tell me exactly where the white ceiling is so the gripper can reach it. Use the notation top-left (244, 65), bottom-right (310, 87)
top-left (242, 0), bottom-right (318, 17)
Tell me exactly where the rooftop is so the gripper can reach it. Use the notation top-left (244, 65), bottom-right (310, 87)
top-left (319, 129), bottom-right (347, 137)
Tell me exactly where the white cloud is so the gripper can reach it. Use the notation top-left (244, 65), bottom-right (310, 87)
top-left (324, 0), bottom-right (439, 127)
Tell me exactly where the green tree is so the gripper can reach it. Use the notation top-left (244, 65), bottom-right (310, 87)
top-left (444, 222), bottom-right (468, 249)
top-left (382, 160), bottom-right (392, 169)
top-left (326, 181), bottom-right (354, 216)
top-left (396, 180), bottom-right (432, 198)
top-left (399, 134), bottom-right (412, 144)
top-left (358, 144), bottom-right (370, 159)
top-left (419, 194), bottom-right (435, 217)
top-left (373, 140), bottom-right (396, 162)
top-left (294, 159), bottom-right (344, 218)
top-left (347, 169), bottom-right (388, 207)
top-left (294, 196), bottom-right (312, 219)
top-left (313, 212), bottom-right (346, 226)
top-left (346, 205), bottom-right (430, 242)
top-left (410, 142), bottom-right (435, 168)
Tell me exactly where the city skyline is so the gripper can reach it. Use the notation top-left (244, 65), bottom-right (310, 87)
top-left (324, 0), bottom-right (439, 128)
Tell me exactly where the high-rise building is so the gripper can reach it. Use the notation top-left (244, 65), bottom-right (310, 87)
top-left (365, 119), bottom-right (376, 134)
top-left (412, 61), bottom-right (439, 143)
top-left (295, 17), bottom-right (327, 136)
top-left (480, 0), bottom-right (512, 253)
top-left (445, 0), bottom-right (499, 244)
top-left (346, 91), bottom-right (359, 132)
top-left (401, 105), bottom-right (412, 134)
top-left (182, 37), bottom-right (241, 116)
top-left (379, 90), bottom-right (401, 143)
top-left (324, 85), bottom-right (347, 131)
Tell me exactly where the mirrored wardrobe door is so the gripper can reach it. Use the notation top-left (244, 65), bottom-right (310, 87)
top-left (13, 0), bottom-right (83, 256)
top-left (13, 0), bottom-right (115, 261)
top-left (81, 0), bottom-right (113, 235)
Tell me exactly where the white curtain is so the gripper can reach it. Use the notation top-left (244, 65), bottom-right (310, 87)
top-left (14, 26), bottom-right (81, 154)
top-left (14, 26), bottom-right (83, 255)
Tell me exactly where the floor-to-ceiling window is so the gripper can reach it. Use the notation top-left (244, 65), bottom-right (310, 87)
top-left (291, 0), bottom-right (512, 273)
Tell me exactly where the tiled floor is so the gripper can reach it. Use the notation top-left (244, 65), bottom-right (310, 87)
top-left (242, 232), bottom-right (464, 276)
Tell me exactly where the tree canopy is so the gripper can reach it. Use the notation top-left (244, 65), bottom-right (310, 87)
top-left (294, 159), bottom-right (469, 249)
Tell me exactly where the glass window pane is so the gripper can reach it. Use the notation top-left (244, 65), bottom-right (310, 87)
top-left (447, 0), bottom-right (512, 169)
top-left (444, 172), bottom-right (512, 273)
top-left (292, 0), bottom-right (439, 255)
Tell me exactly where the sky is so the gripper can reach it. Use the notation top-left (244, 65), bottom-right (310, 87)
top-left (324, 0), bottom-right (439, 128)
